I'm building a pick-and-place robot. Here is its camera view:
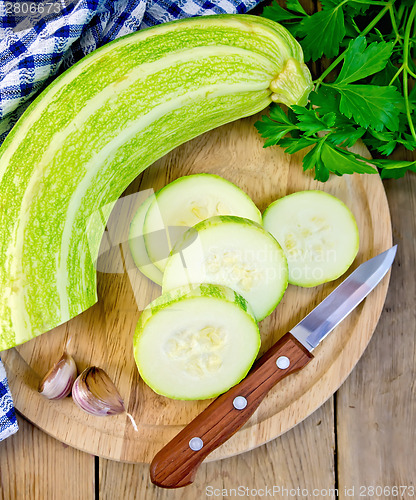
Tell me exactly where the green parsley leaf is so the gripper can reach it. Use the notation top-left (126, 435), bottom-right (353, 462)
top-left (335, 37), bottom-right (394, 85)
top-left (321, 112), bottom-right (337, 128)
top-left (345, 1), bottom-right (371, 14)
top-left (261, 0), bottom-right (307, 31)
top-left (366, 128), bottom-right (395, 142)
top-left (297, 6), bottom-right (345, 61)
top-left (380, 168), bottom-right (411, 179)
top-left (254, 117), bottom-right (295, 147)
top-left (371, 60), bottom-right (401, 90)
top-left (320, 0), bottom-right (339, 9)
top-left (277, 136), bottom-right (316, 153)
top-left (262, 3), bottom-right (303, 23)
top-left (269, 104), bottom-right (296, 125)
top-left (375, 142), bottom-right (397, 156)
top-left (302, 141), bottom-right (329, 181)
top-left (332, 84), bottom-right (402, 131)
top-left (258, 1), bottom-right (416, 182)
top-left (362, 127), bottom-right (414, 155)
top-left (254, 105), bottom-right (297, 147)
top-left (326, 125), bottom-right (366, 147)
top-left (309, 88), bottom-right (340, 115)
top-left (291, 105), bottom-right (336, 134)
top-left (376, 160), bottom-right (416, 179)
top-left (400, 134), bottom-right (416, 151)
top-left (343, 19), bottom-right (360, 39)
top-left (287, 107), bottom-right (299, 126)
top-left (365, 137), bottom-right (398, 156)
top-left (285, 0), bottom-right (307, 15)
top-left (320, 143), bottom-right (378, 176)
top-left (314, 155), bottom-right (330, 182)
top-left (299, 140), bottom-right (377, 182)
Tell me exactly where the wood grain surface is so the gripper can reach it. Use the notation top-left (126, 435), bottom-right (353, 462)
top-left (336, 147), bottom-right (416, 499)
top-left (0, 113), bottom-right (392, 464)
top-left (0, 415), bottom-right (95, 500)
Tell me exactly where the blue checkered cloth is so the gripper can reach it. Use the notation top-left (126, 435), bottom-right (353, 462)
top-left (0, 0), bottom-right (262, 441)
top-left (0, 360), bottom-right (18, 442)
top-left (0, 0), bottom-right (261, 145)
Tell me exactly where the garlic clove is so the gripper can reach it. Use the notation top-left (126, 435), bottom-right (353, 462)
top-left (39, 351), bottom-right (77, 400)
top-left (72, 367), bottom-right (125, 416)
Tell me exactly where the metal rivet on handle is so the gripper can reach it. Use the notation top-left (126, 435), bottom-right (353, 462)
top-left (276, 356), bottom-right (290, 370)
top-left (233, 396), bottom-right (248, 410)
top-left (189, 437), bottom-right (203, 451)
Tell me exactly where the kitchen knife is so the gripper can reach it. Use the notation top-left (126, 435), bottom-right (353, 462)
top-left (150, 245), bottom-right (397, 488)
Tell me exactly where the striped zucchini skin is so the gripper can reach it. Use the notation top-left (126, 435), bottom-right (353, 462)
top-left (0, 14), bottom-right (311, 349)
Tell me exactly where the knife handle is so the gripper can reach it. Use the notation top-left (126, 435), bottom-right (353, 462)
top-left (150, 332), bottom-right (313, 489)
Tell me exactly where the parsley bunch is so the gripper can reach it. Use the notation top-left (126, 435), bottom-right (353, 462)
top-left (255, 0), bottom-right (416, 180)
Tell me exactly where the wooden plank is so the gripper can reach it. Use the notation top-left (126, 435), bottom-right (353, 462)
top-left (337, 155), bottom-right (416, 499)
top-left (0, 414), bottom-right (95, 500)
top-left (99, 399), bottom-right (336, 499)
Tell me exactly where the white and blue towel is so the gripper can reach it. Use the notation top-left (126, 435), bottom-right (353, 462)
top-left (0, 361), bottom-right (18, 442)
top-left (0, 0), bottom-right (262, 440)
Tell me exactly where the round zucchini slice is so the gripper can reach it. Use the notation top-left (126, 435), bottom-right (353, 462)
top-left (134, 284), bottom-right (260, 400)
top-left (143, 174), bottom-right (262, 272)
top-left (162, 215), bottom-right (288, 321)
top-left (263, 190), bottom-right (359, 287)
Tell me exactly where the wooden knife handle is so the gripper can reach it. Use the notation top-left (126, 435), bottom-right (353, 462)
top-left (150, 332), bottom-right (313, 488)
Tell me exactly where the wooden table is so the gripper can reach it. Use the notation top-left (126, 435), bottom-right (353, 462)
top-left (0, 149), bottom-right (414, 500)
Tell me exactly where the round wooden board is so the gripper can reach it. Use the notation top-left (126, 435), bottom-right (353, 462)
top-left (2, 114), bottom-right (392, 464)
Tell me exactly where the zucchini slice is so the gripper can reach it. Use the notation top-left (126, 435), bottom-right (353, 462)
top-left (263, 190), bottom-right (359, 287)
top-left (144, 174), bottom-right (262, 271)
top-left (134, 284), bottom-right (260, 400)
top-left (162, 215), bottom-right (288, 321)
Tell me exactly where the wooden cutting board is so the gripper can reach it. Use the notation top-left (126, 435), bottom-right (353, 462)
top-left (1, 114), bottom-right (392, 463)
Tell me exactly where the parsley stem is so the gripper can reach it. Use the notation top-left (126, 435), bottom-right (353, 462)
top-left (399, 5), bottom-right (410, 33)
top-left (396, 3), bottom-right (405, 25)
top-left (314, 1), bottom-right (395, 90)
top-left (403, 2), bottom-right (416, 142)
top-left (389, 5), bottom-right (402, 45)
top-left (388, 65), bottom-right (404, 86)
top-left (350, 0), bottom-right (388, 5)
top-left (314, 54), bottom-right (344, 90)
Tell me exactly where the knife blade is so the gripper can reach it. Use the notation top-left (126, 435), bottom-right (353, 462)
top-left (150, 246), bottom-right (397, 489)
top-left (291, 245), bottom-right (397, 351)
